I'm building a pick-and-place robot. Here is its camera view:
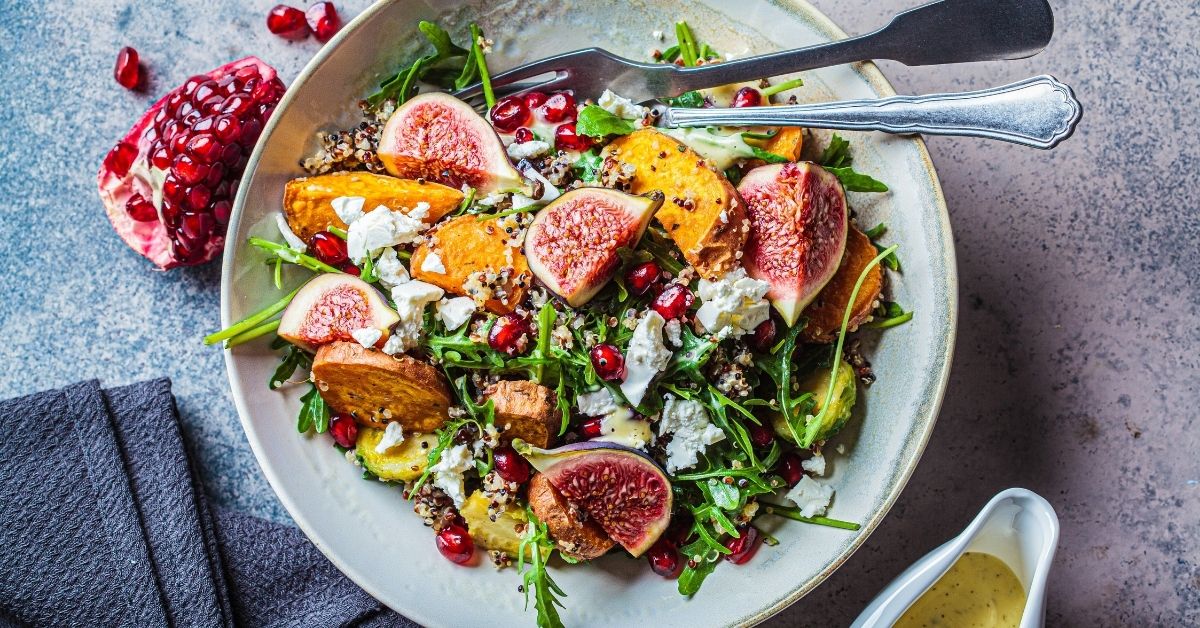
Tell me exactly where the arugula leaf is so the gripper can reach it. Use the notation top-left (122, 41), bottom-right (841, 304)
top-left (367, 21), bottom-right (475, 107)
top-left (418, 20), bottom-right (467, 58)
top-left (865, 301), bottom-right (913, 329)
top-left (269, 344), bottom-right (312, 390)
top-left (298, 384), bottom-right (330, 434)
top-left (826, 167), bottom-right (889, 193)
top-left (572, 149), bottom-right (603, 183)
top-left (678, 555), bottom-right (719, 596)
top-left (863, 222), bottom-right (887, 239)
top-left (819, 134), bottom-right (853, 168)
top-left (707, 478), bottom-right (740, 510)
top-left (666, 90), bottom-right (705, 108)
top-left (723, 166), bottom-right (744, 187)
top-left (575, 105), bottom-right (636, 138)
top-left (749, 146), bottom-right (789, 164)
top-left (518, 509), bottom-right (567, 628)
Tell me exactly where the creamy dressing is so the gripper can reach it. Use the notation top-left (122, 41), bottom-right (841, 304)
top-left (594, 408), bottom-right (653, 450)
top-left (659, 127), bottom-right (757, 171)
top-left (895, 552), bottom-right (1026, 628)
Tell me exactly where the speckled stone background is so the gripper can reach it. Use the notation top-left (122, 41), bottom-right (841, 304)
top-left (0, 0), bottom-right (1195, 625)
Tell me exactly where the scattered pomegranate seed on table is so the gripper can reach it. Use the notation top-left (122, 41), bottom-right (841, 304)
top-left (435, 524), bottom-right (475, 564)
top-left (329, 413), bottom-right (358, 448)
top-left (266, 5), bottom-right (311, 40)
top-left (731, 86), bottom-right (762, 108)
top-left (492, 445), bottom-right (531, 484)
top-left (114, 46), bottom-right (141, 90)
top-left (590, 344), bottom-right (626, 381)
top-left (306, 2), bottom-right (341, 42)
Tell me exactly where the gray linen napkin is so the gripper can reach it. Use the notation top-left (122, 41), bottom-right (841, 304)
top-left (0, 379), bottom-right (416, 628)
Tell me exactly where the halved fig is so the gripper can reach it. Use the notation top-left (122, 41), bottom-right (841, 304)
top-left (737, 162), bottom-right (848, 326)
top-left (377, 92), bottom-right (524, 194)
top-left (524, 188), bottom-right (664, 307)
top-left (98, 57), bottom-right (286, 268)
top-left (801, 226), bottom-right (884, 343)
top-left (515, 440), bottom-right (672, 557)
top-left (277, 273), bottom-right (398, 352)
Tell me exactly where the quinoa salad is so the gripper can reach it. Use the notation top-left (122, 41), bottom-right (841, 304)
top-left (206, 20), bottom-right (910, 627)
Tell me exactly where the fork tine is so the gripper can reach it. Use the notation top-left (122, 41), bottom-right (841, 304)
top-left (452, 49), bottom-right (599, 101)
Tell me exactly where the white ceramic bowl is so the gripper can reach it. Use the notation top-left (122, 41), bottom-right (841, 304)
top-left (221, 1), bottom-right (957, 625)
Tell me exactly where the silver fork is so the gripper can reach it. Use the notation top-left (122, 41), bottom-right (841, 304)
top-left (453, 0), bottom-right (1054, 105)
top-left (659, 75), bottom-right (1083, 149)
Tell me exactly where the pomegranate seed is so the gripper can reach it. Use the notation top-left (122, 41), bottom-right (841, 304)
top-left (723, 526), bottom-right (760, 564)
top-left (186, 185), bottom-right (212, 211)
top-left (125, 194), bottom-right (158, 222)
top-left (212, 200), bottom-right (233, 226)
top-left (436, 524), bottom-right (474, 564)
top-left (266, 5), bottom-right (310, 39)
top-left (523, 91), bottom-right (548, 110)
top-left (647, 538), bottom-right (682, 578)
top-left (309, 231), bottom-right (348, 265)
top-left (114, 47), bottom-right (141, 90)
top-left (492, 445), bottom-right (531, 484)
top-left (490, 95), bottom-right (530, 133)
top-left (104, 142), bottom-right (138, 179)
top-left (625, 261), bottom-right (661, 295)
top-left (329, 413), bottom-right (358, 448)
top-left (213, 115), bottom-right (242, 143)
top-left (541, 92), bottom-right (577, 122)
top-left (731, 87), bottom-right (762, 108)
top-left (513, 127), bottom-right (534, 143)
top-left (748, 423), bottom-right (775, 448)
top-left (777, 453), bottom-right (804, 487)
top-left (488, 313), bottom-right (530, 356)
top-left (554, 123), bottom-right (592, 152)
top-left (192, 81), bottom-right (218, 106)
top-left (579, 416), bottom-right (604, 439)
top-left (186, 134), bottom-right (222, 163)
top-left (172, 154), bottom-right (207, 186)
top-left (748, 318), bottom-right (777, 352)
top-left (651, 284), bottom-right (694, 320)
top-left (590, 344), bottom-right (626, 381)
top-left (339, 262), bottom-right (361, 276)
top-left (181, 211), bottom-right (215, 241)
top-left (306, 2), bottom-right (341, 42)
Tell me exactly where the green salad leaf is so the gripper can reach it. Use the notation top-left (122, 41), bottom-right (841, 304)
top-left (576, 105), bottom-right (636, 138)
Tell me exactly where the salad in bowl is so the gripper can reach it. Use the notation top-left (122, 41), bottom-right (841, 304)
top-left (208, 20), bottom-right (910, 627)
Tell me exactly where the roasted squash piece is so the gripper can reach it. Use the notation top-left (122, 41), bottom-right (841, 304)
top-left (460, 491), bottom-right (549, 559)
top-left (484, 380), bottom-right (559, 448)
top-left (528, 473), bottom-right (614, 560)
top-left (355, 428), bottom-right (438, 481)
top-left (311, 341), bottom-right (452, 432)
top-left (283, 171), bottom-right (463, 242)
top-left (410, 215), bottom-right (530, 314)
top-left (757, 127), bottom-right (805, 162)
top-left (800, 227), bottom-right (884, 343)
top-left (601, 128), bottom-right (748, 279)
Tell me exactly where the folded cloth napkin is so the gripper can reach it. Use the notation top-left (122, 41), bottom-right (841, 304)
top-left (0, 379), bottom-right (417, 628)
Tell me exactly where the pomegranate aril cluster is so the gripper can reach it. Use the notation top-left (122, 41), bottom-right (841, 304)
top-left (488, 90), bottom-right (590, 152)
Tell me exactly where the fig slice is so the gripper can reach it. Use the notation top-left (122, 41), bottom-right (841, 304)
top-left (277, 273), bottom-right (399, 352)
top-left (737, 162), bottom-right (849, 326)
top-left (377, 92), bottom-right (525, 194)
top-left (524, 188), bottom-right (664, 307)
top-left (514, 439), bottom-right (672, 557)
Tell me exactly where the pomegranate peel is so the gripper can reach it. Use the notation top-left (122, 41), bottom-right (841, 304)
top-left (277, 273), bottom-right (399, 352)
top-left (524, 188), bottom-right (664, 307)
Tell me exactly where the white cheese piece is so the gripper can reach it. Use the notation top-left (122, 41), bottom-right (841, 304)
top-left (350, 327), bottom-right (382, 349)
top-left (420, 251), bottom-right (446, 274)
top-left (374, 247), bottom-right (410, 289)
top-left (275, 212), bottom-right (307, 250)
top-left (383, 280), bottom-right (444, 354)
top-left (346, 203), bottom-right (430, 264)
top-left (576, 388), bottom-right (619, 417)
top-left (695, 267), bottom-right (771, 337)
top-left (510, 193), bottom-right (542, 210)
top-left (374, 421), bottom-right (405, 454)
top-left (664, 319), bottom-right (682, 348)
top-left (429, 443), bottom-right (473, 506)
top-left (802, 452), bottom-right (826, 476)
top-left (330, 196), bottom-right (366, 224)
top-left (597, 89), bottom-right (650, 120)
top-left (657, 395), bottom-right (726, 472)
top-left (436, 296), bottom-right (477, 330)
top-left (786, 475), bottom-right (834, 518)
top-left (475, 192), bottom-right (508, 207)
top-left (596, 408), bottom-right (653, 450)
top-left (619, 311), bottom-right (673, 406)
top-left (506, 140), bottom-right (551, 160)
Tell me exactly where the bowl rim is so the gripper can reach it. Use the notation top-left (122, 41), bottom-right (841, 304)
top-left (220, 0), bottom-right (958, 625)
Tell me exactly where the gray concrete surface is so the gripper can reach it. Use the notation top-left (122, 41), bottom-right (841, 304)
top-left (0, 0), bottom-right (1195, 625)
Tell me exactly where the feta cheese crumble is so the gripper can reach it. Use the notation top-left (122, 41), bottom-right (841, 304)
top-left (374, 421), bottom-right (405, 454)
top-left (373, 247), bottom-right (410, 289)
top-left (275, 212), bottom-right (307, 250)
top-left (429, 443), bottom-right (473, 506)
top-left (577, 388), bottom-right (619, 417)
top-left (657, 395), bottom-right (726, 472)
top-left (420, 251), bottom-right (446, 274)
top-left (330, 195), bottom-right (366, 224)
top-left (802, 452), bottom-right (826, 476)
top-left (436, 296), bottom-right (476, 330)
top-left (506, 140), bottom-right (551, 160)
top-left (664, 319), bottom-right (683, 348)
top-left (620, 311), bottom-right (673, 406)
top-left (350, 327), bottom-right (382, 349)
top-left (597, 89), bottom-right (650, 121)
top-left (785, 475), bottom-right (834, 518)
top-left (383, 280), bottom-right (444, 354)
top-left (346, 203), bottom-right (430, 264)
top-left (695, 267), bottom-right (771, 337)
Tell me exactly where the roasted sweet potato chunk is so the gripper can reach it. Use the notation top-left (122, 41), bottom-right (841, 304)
top-left (310, 341), bottom-right (452, 432)
top-left (528, 473), bottom-right (614, 560)
top-left (800, 226), bottom-right (884, 343)
top-left (410, 215), bottom-right (530, 314)
top-left (759, 127), bottom-right (805, 162)
top-left (601, 128), bottom-right (748, 279)
top-left (283, 171), bottom-right (462, 242)
top-left (484, 380), bottom-right (558, 448)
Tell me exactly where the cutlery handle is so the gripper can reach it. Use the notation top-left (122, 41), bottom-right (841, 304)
top-left (664, 75), bottom-right (1082, 149)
